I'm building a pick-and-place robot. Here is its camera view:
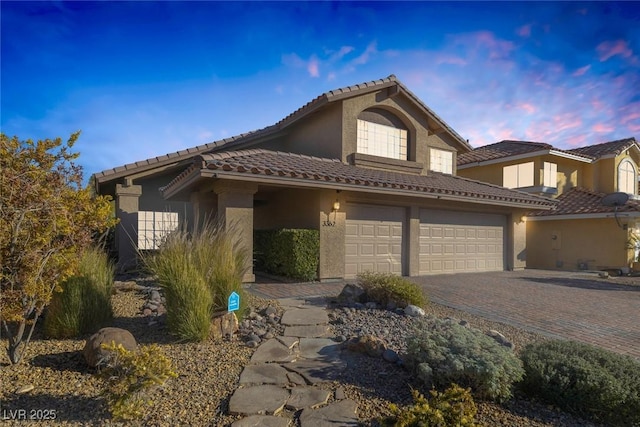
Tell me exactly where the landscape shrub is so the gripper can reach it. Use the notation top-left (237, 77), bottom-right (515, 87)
top-left (254, 229), bottom-right (319, 280)
top-left (98, 342), bottom-right (178, 421)
top-left (143, 219), bottom-right (248, 341)
top-left (357, 272), bottom-right (427, 307)
top-left (405, 318), bottom-right (523, 402)
top-left (383, 384), bottom-right (478, 427)
top-left (520, 339), bottom-right (640, 426)
top-left (44, 246), bottom-right (114, 338)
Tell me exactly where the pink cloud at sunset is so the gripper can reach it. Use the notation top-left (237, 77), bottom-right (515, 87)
top-left (597, 40), bottom-right (634, 62)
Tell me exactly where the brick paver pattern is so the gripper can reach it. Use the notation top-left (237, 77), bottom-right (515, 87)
top-left (249, 270), bottom-right (640, 360)
top-left (411, 270), bottom-right (640, 360)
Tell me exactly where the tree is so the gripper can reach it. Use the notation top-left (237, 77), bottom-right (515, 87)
top-left (0, 132), bottom-right (116, 364)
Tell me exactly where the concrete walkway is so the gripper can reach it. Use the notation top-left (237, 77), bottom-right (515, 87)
top-left (229, 298), bottom-right (358, 427)
top-left (248, 270), bottom-right (640, 360)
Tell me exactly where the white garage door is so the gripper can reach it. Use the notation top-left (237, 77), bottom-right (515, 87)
top-left (420, 209), bottom-right (505, 275)
top-left (345, 204), bottom-right (404, 278)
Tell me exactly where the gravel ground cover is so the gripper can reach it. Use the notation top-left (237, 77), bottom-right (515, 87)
top-left (1, 279), bottom-right (602, 426)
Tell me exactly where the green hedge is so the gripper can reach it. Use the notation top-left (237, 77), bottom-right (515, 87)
top-left (520, 339), bottom-right (640, 426)
top-left (254, 229), bottom-right (319, 281)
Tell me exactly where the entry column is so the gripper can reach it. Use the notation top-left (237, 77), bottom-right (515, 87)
top-left (213, 181), bottom-right (258, 282)
top-left (115, 179), bottom-right (142, 271)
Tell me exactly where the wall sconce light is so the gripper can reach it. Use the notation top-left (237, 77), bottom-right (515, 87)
top-left (332, 200), bottom-right (341, 212)
top-left (520, 215), bottom-right (527, 223)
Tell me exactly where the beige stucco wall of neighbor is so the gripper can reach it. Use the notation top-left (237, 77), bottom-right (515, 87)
top-left (458, 155), bottom-right (583, 198)
top-left (508, 210), bottom-right (528, 270)
top-left (526, 217), bottom-right (632, 270)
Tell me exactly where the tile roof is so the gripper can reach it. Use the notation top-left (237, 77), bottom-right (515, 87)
top-left (457, 140), bottom-right (592, 166)
top-left (457, 140), bottom-right (553, 165)
top-left (528, 187), bottom-right (640, 217)
top-left (95, 75), bottom-right (471, 183)
top-left (566, 137), bottom-right (638, 159)
top-left (164, 149), bottom-right (556, 209)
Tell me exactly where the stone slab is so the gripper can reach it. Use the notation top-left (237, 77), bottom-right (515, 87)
top-left (276, 298), bottom-right (307, 308)
top-left (231, 415), bottom-right (291, 427)
top-left (286, 387), bottom-right (331, 411)
top-left (299, 338), bottom-right (341, 361)
top-left (229, 385), bottom-right (289, 415)
top-left (284, 325), bottom-right (330, 338)
top-left (284, 359), bottom-right (346, 384)
top-left (251, 339), bottom-right (297, 364)
top-left (299, 399), bottom-right (359, 427)
top-left (280, 308), bottom-right (329, 326)
top-left (239, 364), bottom-right (290, 385)
top-left (276, 336), bottom-right (300, 349)
top-left (287, 371), bottom-right (307, 386)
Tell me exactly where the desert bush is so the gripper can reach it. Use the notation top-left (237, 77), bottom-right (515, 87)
top-left (98, 342), bottom-right (177, 421)
top-left (520, 339), bottom-right (640, 426)
top-left (405, 318), bottom-right (523, 402)
top-left (383, 384), bottom-right (478, 427)
top-left (44, 246), bottom-right (114, 338)
top-left (357, 272), bottom-right (427, 307)
top-left (143, 219), bottom-right (247, 341)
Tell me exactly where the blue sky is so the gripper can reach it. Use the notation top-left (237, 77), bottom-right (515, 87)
top-left (2, 1), bottom-right (640, 178)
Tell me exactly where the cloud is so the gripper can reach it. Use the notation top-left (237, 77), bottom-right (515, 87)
top-left (307, 55), bottom-right (320, 77)
top-left (592, 123), bottom-right (615, 133)
top-left (572, 65), bottom-right (590, 77)
top-left (328, 45), bottom-right (355, 61)
top-left (517, 24), bottom-right (532, 37)
top-left (351, 41), bottom-right (377, 65)
top-left (434, 53), bottom-right (467, 66)
top-left (597, 40), bottom-right (634, 62)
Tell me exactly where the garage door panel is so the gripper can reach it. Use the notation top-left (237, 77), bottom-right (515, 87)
top-left (420, 209), bottom-right (505, 275)
top-left (345, 204), bottom-right (404, 279)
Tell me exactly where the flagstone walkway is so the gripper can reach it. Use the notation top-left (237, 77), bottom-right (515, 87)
top-left (229, 298), bottom-right (358, 427)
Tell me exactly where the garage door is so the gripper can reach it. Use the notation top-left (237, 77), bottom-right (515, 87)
top-left (345, 204), bottom-right (404, 278)
top-left (420, 209), bottom-right (505, 274)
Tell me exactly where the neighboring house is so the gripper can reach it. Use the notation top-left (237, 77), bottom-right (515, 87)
top-left (458, 138), bottom-right (640, 271)
top-left (94, 75), bottom-right (555, 281)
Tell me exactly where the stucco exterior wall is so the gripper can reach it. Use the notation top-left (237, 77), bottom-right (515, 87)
top-left (254, 188), bottom-right (320, 230)
top-left (526, 217), bottom-right (632, 270)
top-left (340, 90), bottom-right (452, 175)
top-left (137, 173), bottom-right (192, 221)
top-left (260, 103), bottom-right (344, 159)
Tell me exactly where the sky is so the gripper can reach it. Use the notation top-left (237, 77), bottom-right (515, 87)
top-left (2, 1), bottom-right (640, 178)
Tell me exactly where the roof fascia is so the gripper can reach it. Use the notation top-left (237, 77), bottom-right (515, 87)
top-left (458, 149), bottom-right (592, 170)
top-left (163, 170), bottom-right (555, 210)
top-left (527, 212), bottom-right (640, 221)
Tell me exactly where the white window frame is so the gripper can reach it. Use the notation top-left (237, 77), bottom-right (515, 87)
top-left (543, 162), bottom-right (558, 188)
top-left (137, 211), bottom-right (179, 250)
top-left (357, 119), bottom-right (407, 161)
top-left (503, 162), bottom-right (534, 189)
top-left (429, 148), bottom-right (453, 174)
top-left (618, 158), bottom-right (637, 195)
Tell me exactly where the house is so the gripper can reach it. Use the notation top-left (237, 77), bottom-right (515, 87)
top-left (94, 75), bottom-right (555, 281)
top-left (457, 138), bottom-right (640, 271)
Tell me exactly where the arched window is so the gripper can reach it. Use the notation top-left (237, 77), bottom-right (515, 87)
top-left (618, 158), bottom-right (637, 195)
top-left (357, 108), bottom-right (408, 161)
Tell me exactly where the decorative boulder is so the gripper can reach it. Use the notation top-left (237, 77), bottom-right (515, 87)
top-left (404, 305), bottom-right (426, 317)
top-left (337, 284), bottom-right (366, 305)
top-left (486, 329), bottom-right (515, 351)
top-left (83, 327), bottom-right (137, 368)
top-left (211, 312), bottom-right (239, 341)
top-left (346, 335), bottom-right (387, 358)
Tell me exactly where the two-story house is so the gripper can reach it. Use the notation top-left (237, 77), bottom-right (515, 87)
top-left (94, 75), bottom-right (555, 281)
top-left (458, 138), bottom-right (640, 272)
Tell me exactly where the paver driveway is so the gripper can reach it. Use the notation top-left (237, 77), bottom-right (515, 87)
top-left (410, 269), bottom-right (640, 360)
